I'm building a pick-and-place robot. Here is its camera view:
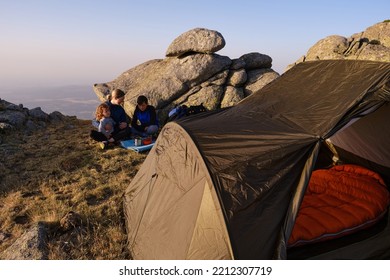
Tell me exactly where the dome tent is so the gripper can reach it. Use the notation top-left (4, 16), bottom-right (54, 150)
top-left (123, 60), bottom-right (390, 259)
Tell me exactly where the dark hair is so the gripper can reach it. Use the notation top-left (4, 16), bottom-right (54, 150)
top-left (109, 89), bottom-right (125, 100)
top-left (137, 95), bottom-right (148, 105)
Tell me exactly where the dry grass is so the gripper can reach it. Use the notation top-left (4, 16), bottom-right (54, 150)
top-left (0, 118), bottom-right (146, 259)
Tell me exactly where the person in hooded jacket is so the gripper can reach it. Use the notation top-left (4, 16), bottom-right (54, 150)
top-left (131, 95), bottom-right (159, 137)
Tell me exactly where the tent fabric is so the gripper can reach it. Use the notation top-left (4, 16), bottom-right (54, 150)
top-left (330, 103), bottom-right (390, 168)
top-left (124, 60), bottom-right (390, 260)
top-left (123, 122), bottom-right (233, 259)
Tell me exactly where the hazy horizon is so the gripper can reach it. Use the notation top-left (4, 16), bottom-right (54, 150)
top-left (1, 84), bottom-right (99, 120)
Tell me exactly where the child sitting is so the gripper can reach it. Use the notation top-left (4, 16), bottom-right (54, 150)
top-left (131, 95), bottom-right (159, 137)
top-left (93, 103), bottom-right (116, 149)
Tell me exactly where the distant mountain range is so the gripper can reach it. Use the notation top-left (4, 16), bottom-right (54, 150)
top-left (0, 85), bottom-right (99, 120)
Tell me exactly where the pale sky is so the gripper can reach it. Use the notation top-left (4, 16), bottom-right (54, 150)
top-left (1, 0), bottom-right (389, 89)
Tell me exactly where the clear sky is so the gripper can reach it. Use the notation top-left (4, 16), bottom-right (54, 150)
top-left (1, 0), bottom-right (389, 89)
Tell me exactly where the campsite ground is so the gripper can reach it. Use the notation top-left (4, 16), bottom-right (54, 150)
top-left (0, 117), bottom-right (146, 259)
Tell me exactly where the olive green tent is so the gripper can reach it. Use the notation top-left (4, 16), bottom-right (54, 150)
top-left (124, 60), bottom-right (390, 259)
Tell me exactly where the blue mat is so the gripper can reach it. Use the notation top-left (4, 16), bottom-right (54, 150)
top-left (120, 139), bottom-right (155, 153)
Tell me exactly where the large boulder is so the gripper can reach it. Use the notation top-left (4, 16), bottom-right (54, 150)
top-left (288, 20), bottom-right (390, 70)
top-left (93, 28), bottom-right (279, 124)
top-left (239, 52), bottom-right (273, 70)
top-left (305, 35), bottom-right (348, 60)
top-left (245, 69), bottom-right (280, 97)
top-left (166, 28), bottom-right (226, 57)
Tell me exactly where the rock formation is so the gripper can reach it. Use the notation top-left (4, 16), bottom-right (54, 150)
top-left (93, 28), bottom-right (279, 123)
top-left (93, 21), bottom-right (389, 123)
top-left (0, 98), bottom-right (68, 136)
top-left (288, 20), bottom-right (390, 70)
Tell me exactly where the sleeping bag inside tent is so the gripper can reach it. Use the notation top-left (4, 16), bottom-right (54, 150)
top-left (123, 60), bottom-right (390, 260)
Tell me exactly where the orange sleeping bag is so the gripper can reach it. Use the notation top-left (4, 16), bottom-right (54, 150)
top-left (288, 164), bottom-right (390, 248)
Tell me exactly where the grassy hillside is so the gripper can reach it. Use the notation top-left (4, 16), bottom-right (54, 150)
top-left (0, 117), bottom-right (146, 259)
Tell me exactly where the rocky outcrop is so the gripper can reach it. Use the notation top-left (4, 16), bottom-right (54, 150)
top-left (288, 20), bottom-right (390, 70)
top-left (0, 211), bottom-right (83, 260)
top-left (93, 22), bottom-right (390, 122)
top-left (1, 222), bottom-right (48, 260)
top-left (93, 28), bottom-right (280, 123)
top-left (0, 98), bottom-right (68, 135)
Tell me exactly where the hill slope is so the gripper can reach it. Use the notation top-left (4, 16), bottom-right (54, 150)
top-left (0, 116), bottom-right (145, 259)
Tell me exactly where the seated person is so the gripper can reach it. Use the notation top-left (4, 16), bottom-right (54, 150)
top-left (90, 89), bottom-right (131, 147)
top-left (90, 103), bottom-right (115, 149)
top-left (98, 112), bottom-right (116, 148)
top-left (131, 95), bottom-right (159, 137)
